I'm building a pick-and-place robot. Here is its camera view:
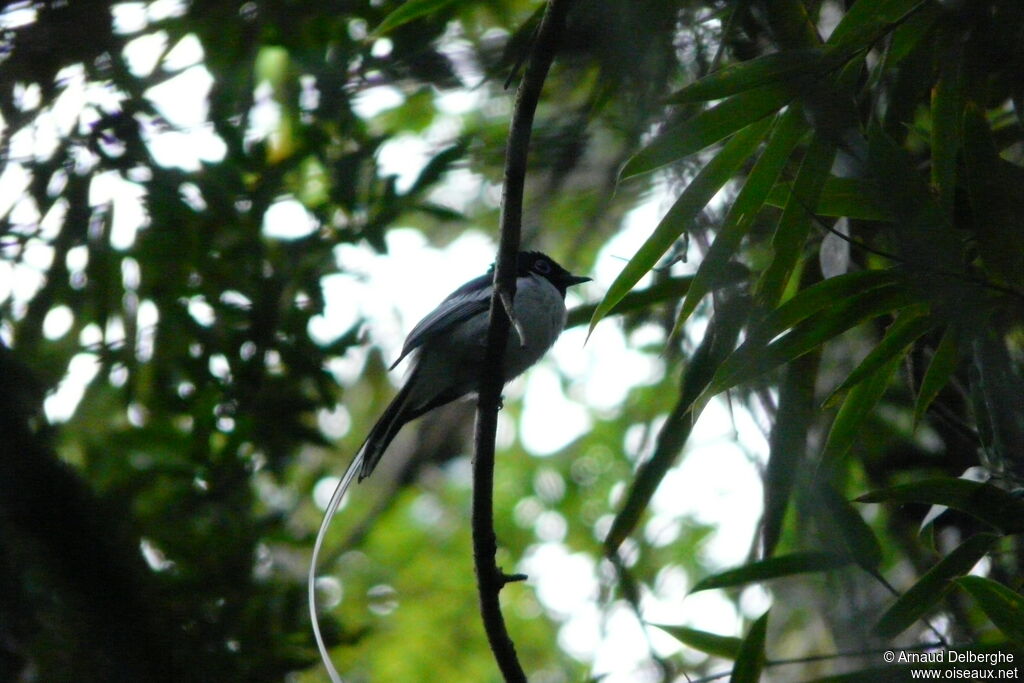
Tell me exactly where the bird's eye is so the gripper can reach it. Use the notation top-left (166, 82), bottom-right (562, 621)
top-left (534, 259), bottom-right (551, 274)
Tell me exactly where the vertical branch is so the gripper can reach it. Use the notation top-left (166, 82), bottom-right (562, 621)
top-left (472, 0), bottom-right (573, 680)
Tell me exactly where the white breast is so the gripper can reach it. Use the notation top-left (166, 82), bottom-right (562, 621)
top-left (503, 273), bottom-right (566, 378)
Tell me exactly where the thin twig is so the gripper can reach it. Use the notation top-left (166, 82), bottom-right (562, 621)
top-left (472, 1), bottom-right (573, 681)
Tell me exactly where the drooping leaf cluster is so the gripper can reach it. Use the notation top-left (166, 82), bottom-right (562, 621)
top-left (2, 0), bottom-right (1024, 681)
top-left (589, 0), bottom-right (1024, 677)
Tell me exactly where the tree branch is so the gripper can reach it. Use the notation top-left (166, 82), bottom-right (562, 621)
top-left (472, 1), bottom-right (573, 680)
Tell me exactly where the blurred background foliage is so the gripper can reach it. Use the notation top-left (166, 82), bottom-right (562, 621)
top-left (1, 0), bottom-right (1023, 681)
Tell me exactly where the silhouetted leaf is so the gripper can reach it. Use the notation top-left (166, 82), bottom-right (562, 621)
top-left (962, 103), bottom-right (1024, 287)
top-left (956, 577), bottom-right (1024, 644)
top-left (590, 118), bottom-right (771, 335)
top-left (817, 483), bottom-right (883, 572)
top-left (756, 132), bottom-right (836, 306)
top-left (620, 84), bottom-right (798, 179)
top-left (876, 533), bottom-right (999, 639)
top-left (667, 49), bottom-right (827, 104)
top-left (604, 296), bottom-right (748, 553)
top-left (857, 479), bottom-right (1024, 533)
top-left (823, 310), bottom-right (934, 407)
top-left (372, 0), bottom-right (459, 37)
top-left (763, 352), bottom-right (819, 557)
top-left (730, 612), bottom-right (770, 683)
top-left (819, 354), bottom-right (902, 475)
top-left (704, 282), bottom-right (915, 400)
top-left (913, 325), bottom-right (960, 428)
top-left (676, 106), bottom-right (808, 329)
top-left (826, 0), bottom-right (929, 51)
top-left (930, 33), bottom-right (963, 215)
top-left (692, 553), bottom-right (852, 592)
top-left (766, 176), bottom-right (893, 221)
top-left (651, 624), bottom-right (743, 659)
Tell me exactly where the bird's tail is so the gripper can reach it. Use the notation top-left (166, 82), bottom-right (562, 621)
top-left (357, 371), bottom-right (418, 480)
top-left (308, 446), bottom-right (362, 683)
top-left (308, 378), bottom-right (417, 682)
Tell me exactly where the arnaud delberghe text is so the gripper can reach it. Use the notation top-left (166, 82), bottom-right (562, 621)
top-left (899, 651), bottom-right (1015, 666)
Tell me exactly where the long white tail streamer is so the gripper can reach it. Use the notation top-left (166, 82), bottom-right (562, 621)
top-left (308, 450), bottom-right (363, 683)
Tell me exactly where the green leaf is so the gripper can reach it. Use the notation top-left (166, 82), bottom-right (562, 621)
top-left (589, 117), bottom-right (772, 336)
top-left (857, 479), bottom-right (1024, 534)
top-left (867, 124), bottom-right (965, 288)
top-left (766, 176), bottom-right (894, 221)
top-left (930, 30), bottom-right (963, 215)
top-left (706, 282), bottom-right (915, 399)
top-left (730, 612), bottom-right (770, 683)
top-left (371, 0), bottom-right (459, 37)
top-left (826, 0), bottom-right (929, 51)
top-left (604, 297), bottom-right (748, 553)
top-left (962, 103), bottom-right (1024, 287)
top-left (692, 552), bottom-right (852, 592)
top-left (880, 2), bottom-right (939, 71)
top-left (567, 276), bottom-right (691, 329)
top-left (765, 0), bottom-right (820, 49)
top-left (667, 49), bottom-right (827, 104)
top-left (651, 624), bottom-right (743, 659)
top-left (875, 533), bottom-right (1000, 639)
top-left (763, 352), bottom-right (820, 557)
top-left (755, 132), bottom-right (837, 307)
top-left (676, 107), bottom-right (808, 331)
top-left (406, 140), bottom-right (468, 196)
top-left (819, 354), bottom-right (902, 476)
top-left (620, 84), bottom-right (798, 179)
top-left (817, 483), bottom-right (883, 572)
top-left (823, 310), bottom-right (934, 407)
top-left (748, 270), bottom-right (902, 343)
top-left (913, 325), bottom-right (960, 428)
top-left (956, 577), bottom-right (1024, 644)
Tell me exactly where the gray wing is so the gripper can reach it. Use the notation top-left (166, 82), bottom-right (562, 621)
top-left (389, 273), bottom-right (492, 370)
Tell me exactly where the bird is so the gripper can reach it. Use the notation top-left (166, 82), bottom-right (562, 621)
top-left (309, 250), bottom-right (589, 682)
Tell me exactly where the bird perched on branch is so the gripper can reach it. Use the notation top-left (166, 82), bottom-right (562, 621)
top-left (309, 250), bottom-right (589, 682)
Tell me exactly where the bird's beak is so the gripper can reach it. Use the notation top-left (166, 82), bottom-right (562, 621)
top-left (565, 274), bottom-right (591, 287)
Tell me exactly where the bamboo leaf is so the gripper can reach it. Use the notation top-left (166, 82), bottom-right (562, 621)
top-left (371, 0), bottom-right (458, 37)
top-left (566, 276), bottom-right (692, 329)
top-left (692, 552), bottom-right (852, 592)
top-left (817, 483), bottom-right (883, 572)
top-left (956, 577), bottom-right (1024, 644)
top-left (589, 117), bottom-right (771, 336)
top-left (766, 176), bottom-right (894, 221)
top-left (857, 479), bottom-right (1024, 534)
top-left (730, 612), bottom-right (770, 683)
top-left (913, 325), bottom-right (960, 428)
top-left (763, 352), bottom-right (819, 557)
top-left (819, 354), bottom-right (902, 475)
top-left (930, 29), bottom-right (963, 215)
top-left (676, 106), bottom-right (808, 330)
top-left (756, 132), bottom-right (837, 307)
top-left (651, 624), bottom-right (743, 659)
top-left (705, 282), bottom-right (915, 399)
top-left (826, 0), bottom-right (929, 50)
top-left (824, 310), bottom-right (934, 407)
top-left (620, 84), bottom-right (797, 179)
top-left (667, 49), bottom-right (827, 104)
top-left (604, 296), bottom-right (748, 554)
top-left (749, 270), bottom-right (902, 343)
top-left (876, 533), bottom-right (999, 639)
top-left (962, 103), bottom-right (1024, 287)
